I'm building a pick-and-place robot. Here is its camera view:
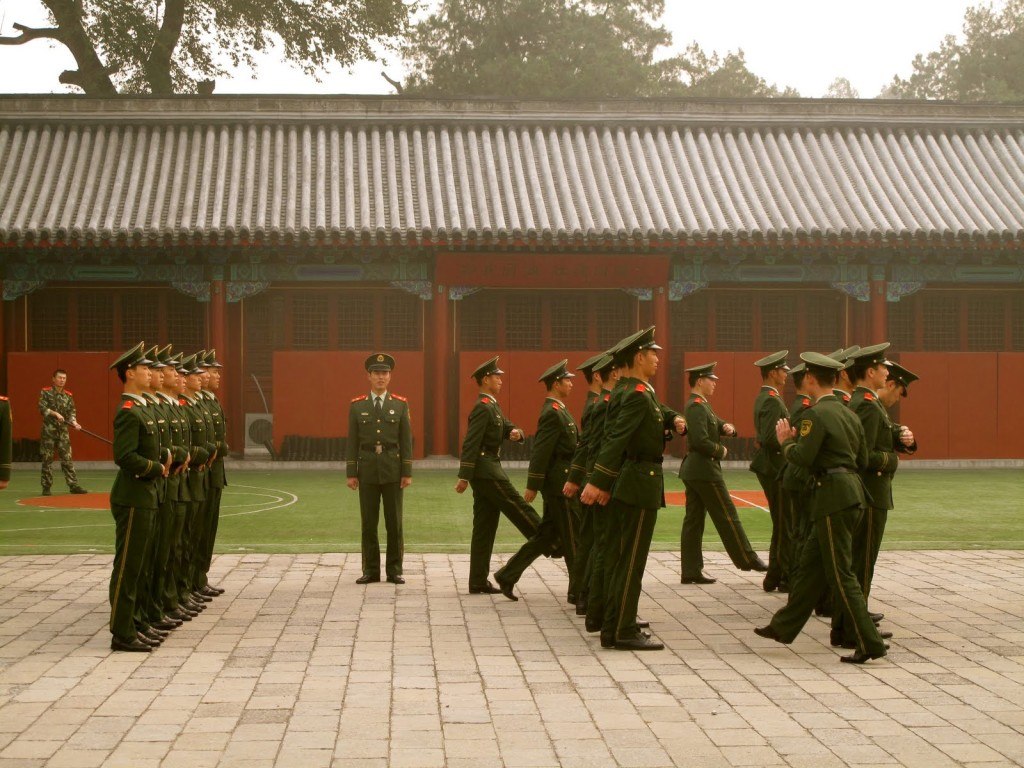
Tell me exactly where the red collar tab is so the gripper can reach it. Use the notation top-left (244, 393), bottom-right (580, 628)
top-left (551, 402), bottom-right (561, 410)
top-left (391, 394), bottom-right (407, 402)
top-left (603, 393), bottom-right (611, 402)
top-left (122, 400), bottom-right (134, 410)
top-left (769, 390), bottom-right (779, 397)
top-left (634, 383), bottom-right (647, 393)
top-left (693, 397), bottom-right (704, 404)
top-left (352, 394), bottom-right (368, 402)
top-left (864, 392), bottom-right (876, 401)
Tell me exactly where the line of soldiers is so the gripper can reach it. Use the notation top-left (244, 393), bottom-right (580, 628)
top-left (107, 343), bottom-right (229, 653)
top-left (457, 330), bottom-right (918, 662)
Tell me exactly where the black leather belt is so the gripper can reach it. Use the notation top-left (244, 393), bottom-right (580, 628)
top-left (824, 467), bottom-right (854, 475)
top-left (627, 454), bottom-right (663, 464)
top-left (361, 443), bottom-right (397, 454)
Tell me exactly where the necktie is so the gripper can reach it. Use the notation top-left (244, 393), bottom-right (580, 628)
top-left (374, 397), bottom-right (383, 418)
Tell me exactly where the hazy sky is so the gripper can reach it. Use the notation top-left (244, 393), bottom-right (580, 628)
top-left (0, 0), bottom-right (1000, 98)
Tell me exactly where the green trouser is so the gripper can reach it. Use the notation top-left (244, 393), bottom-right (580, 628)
top-left (783, 487), bottom-right (813, 584)
top-left (604, 503), bottom-right (657, 643)
top-left (570, 503), bottom-right (595, 602)
top-left (109, 505), bottom-right (155, 643)
top-left (358, 482), bottom-right (404, 579)
top-left (769, 505), bottom-right (887, 657)
top-left (495, 491), bottom-right (567, 588)
top-left (197, 486), bottom-right (224, 588)
top-left (467, 478), bottom-right (542, 588)
top-left (680, 479), bottom-right (760, 577)
top-left (143, 497), bottom-right (177, 623)
top-left (757, 472), bottom-right (789, 584)
top-left (161, 501), bottom-right (188, 613)
top-left (833, 506), bottom-right (888, 643)
top-left (597, 501), bottom-right (625, 642)
top-left (178, 499), bottom-right (203, 598)
top-left (585, 505), bottom-right (612, 629)
top-left (191, 496), bottom-right (213, 590)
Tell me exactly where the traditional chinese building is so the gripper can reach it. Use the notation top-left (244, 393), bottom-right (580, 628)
top-left (1, 96), bottom-right (1022, 461)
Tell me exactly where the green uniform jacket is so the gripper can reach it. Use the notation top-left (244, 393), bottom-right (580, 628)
top-left (750, 386), bottom-right (788, 477)
top-left (110, 395), bottom-right (166, 508)
top-left (850, 386), bottom-right (904, 510)
top-left (156, 392), bottom-right (188, 500)
top-left (174, 395), bottom-right (193, 503)
top-left (590, 378), bottom-right (678, 510)
top-left (526, 397), bottom-right (578, 495)
top-left (679, 393), bottom-right (729, 483)
top-left (781, 394), bottom-right (814, 492)
top-left (567, 391), bottom-right (599, 485)
top-left (833, 388), bottom-right (852, 406)
top-left (38, 386), bottom-right (76, 426)
top-left (458, 394), bottom-right (518, 482)
top-left (182, 394), bottom-right (215, 501)
top-left (203, 391), bottom-right (230, 489)
top-left (0, 397), bottom-right (11, 483)
top-left (145, 393), bottom-right (173, 505)
top-left (781, 395), bottom-right (868, 520)
top-left (345, 392), bottom-right (414, 484)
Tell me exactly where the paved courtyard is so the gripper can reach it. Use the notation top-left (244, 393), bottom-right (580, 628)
top-left (0, 551), bottom-right (1022, 768)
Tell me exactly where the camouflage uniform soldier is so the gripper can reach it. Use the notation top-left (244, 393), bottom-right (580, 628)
top-left (0, 394), bottom-right (12, 490)
top-left (39, 369), bottom-right (87, 495)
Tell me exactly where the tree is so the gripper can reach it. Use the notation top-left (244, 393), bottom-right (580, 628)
top-left (401, 0), bottom-right (797, 99)
top-left (824, 76), bottom-right (859, 99)
top-left (886, 0), bottom-right (1024, 101)
top-left (0, 0), bottom-right (411, 95)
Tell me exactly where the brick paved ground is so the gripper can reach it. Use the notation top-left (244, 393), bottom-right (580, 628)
top-left (0, 551), bottom-right (1022, 768)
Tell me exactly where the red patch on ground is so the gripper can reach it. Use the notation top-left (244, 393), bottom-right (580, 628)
top-left (19, 492), bottom-right (109, 510)
top-left (666, 490), bottom-right (769, 508)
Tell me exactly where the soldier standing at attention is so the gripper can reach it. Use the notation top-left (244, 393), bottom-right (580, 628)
top-left (582, 327), bottom-right (686, 651)
top-left (198, 350), bottom-right (228, 597)
top-left (754, 352), bottom-right (888, 664)
top-left (494, 361), bottom-right (579, 602)
top-left (751, 351), bottom-right (792, 593)
top-left (679, 363), bottom-right (767, 584)
top-left (346, 353), bottom-right (414, 585)
top-left (108, 343), bottom-right (169, 652)
top-left (39, 369), bottom-right (87, 495)
top-left (456, 357), bottom-right (546, 595)
top-left (0, 393), bottom-right (11, 490)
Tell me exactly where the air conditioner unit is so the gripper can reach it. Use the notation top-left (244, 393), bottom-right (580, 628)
top-left (244, 413), bottom-right (274, 457)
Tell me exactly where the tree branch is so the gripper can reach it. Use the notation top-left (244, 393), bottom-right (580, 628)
top-left (381, 71), bottom-right (404, 94)
top-left (0, 22), bottom-right (63, 46)
top-left (41, 0), bottom-right (117, 94)
top-left (145, 0), bottom-right (187, 94)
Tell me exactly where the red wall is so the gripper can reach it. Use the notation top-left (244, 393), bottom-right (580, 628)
top-left (272, 351), bottom-right (426, 458)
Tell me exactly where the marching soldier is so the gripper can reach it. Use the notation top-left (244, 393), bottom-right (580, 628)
top-left (751, 351), bottom-right (792, 592)
top-left (780, 363), bottom-right (814, 584)
top-left (679, 363), bottom-right (767, 584)
top-left (198, 350), bottom-right (228, 597)
top-left (0, 393), bottom-right (11, 490)
top-left (455, 356), bottom-right (547, 595)
top-left (38, 369), bottom-right (87, 495)
top-left (107, 343), bottom-right (168, 652)
top-left (494, 360), bottom-right (578, 601)
top-left (346, 353), bottom-right (414, 585)
top-left (582, 327), bottom-right (686, 651)
top-left (754, 352), bottom-right (888, 664)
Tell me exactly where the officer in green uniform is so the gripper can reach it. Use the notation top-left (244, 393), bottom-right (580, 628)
top-left (751, 351), bottom-right (792, 592)
top-left (780, 363), bottom-right (814, 583)
top-left (188, 352), bottom-right (219, 609)
top-left (583, 327), bottom-right (686, 651)
top-left (38, 369), bottom-right (87, 495)
top-left (456, 357), bottom-right (546, 594)
top-left (494, 360), bottom-right (579, 601)
top-left (0, 394), bottom-right (12, 490)
top-left (198, 349), bottom-right (228, 597)
top-left (831, 344), bottom-right (917, 648)
top-left (346, 353), bottom-right (414, 585)
top-left (829, 346), bottom-right (860, 405)
top-left (754, 352), bottom-right (888, 664)
top-left (108, 343), bottom-right (169, 652)
top-left (178, 354), bottom-right (214, 617)
top-left (679, 363), bottom-right (767, 584)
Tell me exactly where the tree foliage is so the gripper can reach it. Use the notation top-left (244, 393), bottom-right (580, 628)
top-left (401, 0), bottom-right (797, 99)
top-left (824, 77), bottom-right (859, 99)
top-left (0, 0), bottom-right (411, 94)
top-left (887, 0), bottom-right (1024, 101)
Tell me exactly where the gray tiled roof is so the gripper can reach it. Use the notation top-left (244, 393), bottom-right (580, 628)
top-left (1, 98), bottom-right (1022, 247)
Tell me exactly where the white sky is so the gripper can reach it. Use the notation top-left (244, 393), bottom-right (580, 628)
top-left (0, 0), bottom-right (1002, 98)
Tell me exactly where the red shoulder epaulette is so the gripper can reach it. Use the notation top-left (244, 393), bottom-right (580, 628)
top-left (42, 386), bottom-right (52, 391)
top-left (801, 397), bottom-right (811, 406)
top-left (634, 383), bottom-right (646, 393)
top-left (603, 394), bottom-right (611, 402)
top-left (864, 392), bottom-right (875, 401)
top-left (0, 395), bottom-right (8, 401)
top-left (64, 389), bottom-right (73, 396)
top-left (122, 400), bottom-right (134, 410)
top-left (352, 394), bottom-right (368, 402)
top-left (694, 397), bottom-right (704, 404)
top-left (551, 402), bottom-right (561, 410)
top-left (391, 394), bottom-right (407, 402)
top-left (769, 390), bottom-right (779, 397)
top-left (842, 394), bottom-right (851, 403)
top-left (178, 397), bottom-right (187, 406)
top-left (480, 396), bottom-right (491, 404)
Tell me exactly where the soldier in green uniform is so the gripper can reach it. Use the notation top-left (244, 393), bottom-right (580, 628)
top-left (751, 351), bottom-right (792, 592)
top-left (754, 352), bottom-right (888, 664)
top-left (679, 363), bottom-right (767, 584)
top-left (582, 327), bottom-right (686, 651)
top-left (0, 394), bottom-right (12, 491)
top-left (38, 369), bottom-right (87, 495)
top-left (830, 346), bottom-right (860, 405)
top-left (198, 350), bottom-right (229, 596)
top-left (346, 353), bottom-right (414, 585)
top-left (831, 345), bottom-right (917, 648)
top-left (108, 343), bottom-right (169, 652)
top-left (456, 357), bottom-right (546, 595)
top-left (780, 363), bottom-right (814, 584)
top-left (494, 360), bottom-right (579, 601)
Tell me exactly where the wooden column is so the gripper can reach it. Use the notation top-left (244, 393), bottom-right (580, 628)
top-left (430, 284), bottom-right (451, 456)
top-left (653, 285), bottom-right (669, 396)
top-left (870, 278), bottom-right (887, 344)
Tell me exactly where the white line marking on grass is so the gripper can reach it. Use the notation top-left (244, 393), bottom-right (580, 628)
top-left (219, 484), bottom-right (298, 518)
top-left (729, 493), bottom-right (770, 514)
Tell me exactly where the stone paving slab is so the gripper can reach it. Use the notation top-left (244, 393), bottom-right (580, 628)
top-left (0, 551), bottom-right (1022, 767)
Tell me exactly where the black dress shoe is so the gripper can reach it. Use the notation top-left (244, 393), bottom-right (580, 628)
top-left (168, 609), bottom-right (192, 622)
top-left (183, 599), bottom-right (205, 612)
top-left (111, 636), bottom-right (152, 652)
top-left (869, 612), bottom-right (884, 623)
top-left (754, 625), bottom-right (790, 644)
top-left (566, 592), bottom-right (577, 606)
top-left (144, 627), bottom-right (168, 640)
top-left (600, 632), bottom-right (616, 648)
top-left (777, 581), bottom-right (790, 593)
top-left (748, 558), bottom-right (769, 572)
top-left (153, 618), bottom-right (181, 631)
top-left (840, 644), bottom-right (889, 664)
top-left (636, 619), bottom-right (650, 629)
top-left (356, 575), bottom-right (381, 585)
top-left (575, 601), bottom-right (587, 616)
top-left (615, 634), bottom-right (664, 651)
top-left (41, 488), bottom-right (52, 496)
top-left (762, 575), bottom-right (779, 592)
top-left (136, 632), bottom-right (161, 648)
top-left (682, 574), bottom-right (716, 585)
top-left (206, 585), bottom-right (226, 595)
top-left (468, 583), bottom-right (501, 594)
top-left (191, 591), bottom-right (212, 603)
top-left (387, 576), bottom-right (405, 585)
top-left (879, 630), bottom-right (893, 640)
top-left (70, 486), bottom-right (88, 494)
top-left (200, 586), bottom-right (221, 597)
top-left (496, 579), bottom-right (518, 601)
top-left (585, 617), bottom-right (601, 633)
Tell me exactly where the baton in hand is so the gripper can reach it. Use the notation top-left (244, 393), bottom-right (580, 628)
top-left (78, 427), bottom-right (113, 446)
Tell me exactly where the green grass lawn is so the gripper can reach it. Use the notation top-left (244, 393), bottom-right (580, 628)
top-left (0, 468), bottom-right (1020, 555)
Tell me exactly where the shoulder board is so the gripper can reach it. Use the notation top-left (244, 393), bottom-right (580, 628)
top-left (769, 390), bottom-right (779, 397)
top-left (551, 402), bottom-right (561, 410)
top-left (634, 383), bottom-right (646, 393)
top-left (391, 394), bottom-right (407, 402)
top-left (480, 396), bottom-right (491, 404)
top-left (178, 397), bottom-right (187, 406)
top-left (842, 394), bottom-right (851, 403)
top-left (42, 386), bottom-right (52, 391)
top-left (603, 393), bottom-right (610, 402)
top-left (864, 392), bottom-right (875, 401)
top-left (122, 400), bottom-right (134, 410)
top-left (351, 395), bottom-right (368, 402)
top-left (801, 397), bottom-right (811, 406)
top-left (64, 389), bottom-right (73, 396)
